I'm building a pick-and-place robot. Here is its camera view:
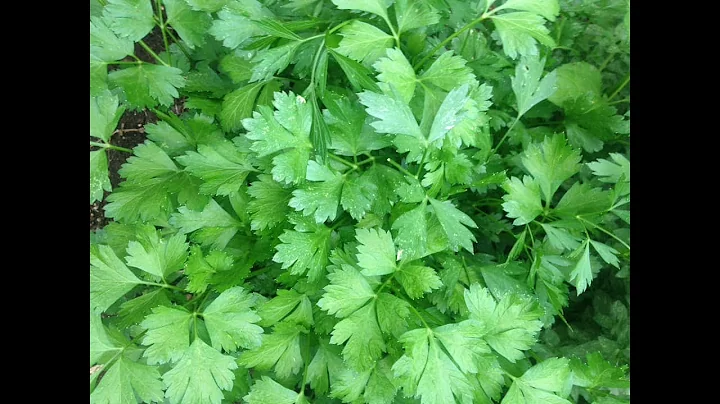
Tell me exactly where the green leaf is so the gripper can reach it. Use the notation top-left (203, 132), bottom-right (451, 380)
top-left (238, 322), bottom-right (305, 379)
top-left (144, 121), bottom-right (193, 157)
top-left (252, 18), bottom-right (302, 40)
top-left (547, 62), bottom-right (602, 107)
top-left (521, 134), bottom-right (581, 203)
top-left (331, 0), bottom-right (392, 20)
top-left (247, 174), bottom-right (292, 231)
top-left (185, 0), bottom-right (229, 12)
top-left (501, 358), bottom-right (572, 404)
top-left (359, 87), bottom-right (424, 140)
top-left (184, 246), bottom-right (235, 293)
top-left (289, 161), bottom-right (343, 223)
top-left (569, 241), bottom-right (592, 294)
top-left (553, 182), bottom-right (611, 218)
top-left (330, 301), bottom-right (386, 371)
top-left (395, 0), bottom-right (440, 34)
top-left (374, 47), bottom-right (416, 104)
top-left (209, 7), bottom-right (266, 49)
top-left (331, 357), bottom-right (398, 403)
top-left (176, 139), bottom-right (255, 196)
top-left (540, 223), bottom-right (581, 251)
top-left (90, 309), bottom-right (121, 366)
top-left (116, 288), bottom-right (172, 329)
top-left (90, 244), bottom-right (143, 314)
top-left (125, 230), bottom-right (188, 279)
top-left (570, 352), bottom-right (630, 390)
top-left (429, 197), bottom-right (478, 253)
top-left (511, 55), bottom-right (557, 116)
top-left (495, 0), bottom-right (560, 21)
top-left (219, 52), bottom-right (253, 83)
top-left (90, 150), bottom-right (112, 204)
top-left (244, 376), bottom-right (300, 404)
top-left (90, 356), bottom-right (165, 404)
top-left (490, 12), bottom-right (556, 59)
top-left (329, 49), bottom-right (381, 92)
top-left (109, 64), bottom-right (185, 109)
top-left (163, 339), bottom-right (239, 404)
top-left (244, 92), bottom-right (313, 184)
top-left (428, 84), bottom-right (471, 145)
top-left (220, 81), bottom-right (265, 132)
top-left (90, 17), bottom-right (134, 62)
top-left (164, 0), bottom-right (212, 49)
top-left (170, 198), bottom-right (243, 250)
top-left (396, 264), bottom-right (442, 299)
top-left (257, 289), bottom-right (312, 327)
top-left (340, 171), bottom-right (379, 220)
top-left (335, 21), bottom-right (394, 66)
top-left (392, 202), bottom-right (428, 261)
top-left (307, 340), bottom-right (345, 395)
top-left (202, 286), bottom-right (264, 352)
top-left (90, 90), bottom-right (125, 142)
top-left (273, 222), bottom-right (332, 281)
top-left (250, 41), bottom-right (303, 82)
top-left (355, 227), bottom-right (397, 276)
top-left (140, 306), bottom-right (193, 365)
top-left (589, 240), bottom-right (620, 269)
top-left (317, 264), bottom-right (375, 318)
top-left (419, 51), bottom-right (477, 92)
top-left (392, 321), bottom-right (487, 404)
top-left (464, 283), bottom-right (543, 362)
top-left (587, 153), bottom-right (630, 184)
top-left (102, 0), bottom-right (154, 42)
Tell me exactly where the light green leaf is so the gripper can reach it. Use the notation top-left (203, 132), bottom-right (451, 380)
top-left (491, 12), bottom-right (556, 59)
top-left (164, 0), bottom-right (212, 49)
top-left (335, 21), bottom-right (394, 66)
top-left (170, 199), bottom-right (243, 250)
top-left (540, 223), bottom-right (581, 251)
top-left (392, 202), bottom-right (428, 261)
top-left (252, 18), bottom-right (302, 40)
top-left (428, 84), bottom-right (471, 144)
top-left (219, 52), bottom-right (253, 83)
top-left (329, 49), bottom-right (381, 92)
top-left (163, 339), bottom-right (239, 404)
top-left (374, 47), bottom-right (416, 104)
top-left (331, 301), bottom-right (386, 371)
top-left (210, 8), bottom-right (265, 49)
top-left (90, 17), bottom-right (134, 62)
top-left (587, 153), bottom-right (630, 184)
top-left (273, 223), bottom-right (332, 281)
top-left (395, 0), bottom-right (440, 33)
top-left (317, 264), bottom-right (376, 318)
top-left (396, 264), bottom-right (442, 299)
top-left (238, 322), bottom-right (305, 379)
top-left (355, 227), bottom-right (397, 276)
top-left (521, 134), bottom-right (581, 203)
top-left (185, 0), bottom-right (229, 12)
top-left (511, 55), bottom-right (557, 116)
top-left (90, 244), bottom-right (144, 314)
top-left (375, 292), bottom-right (411, 337)
top-left (90, 90), bottom-right (125, 142)
top-left (589, 240), bottom-right (620, 269)
top-left (257, 289), bottom-right (313, 327)
top-left (340, 172), bottom-right (379, 220)
top-left (125, 230), bottom-right (188, 279)
top-left (109, 64), bottom-right (185, 109)
top-left (429, 197), bottom-right (478, 253)
top-left (331, 358), bottom-right (398, 403)
top-left (464, 283), bottom-right (543, 362)
top-left (90, 356), bottom-right (165, 404)
top-left (221, 82), bottom-right (265, 132)
top-left (289, 161), bottom-right (344, 223)
top-left (359, 86), bottom-right (424, 139)
top-left (102, 0), bottom-right (154, 41)
top-left (331, 0), bottom-right (392, 20)
top-left (553, 182), bottom-right (611, 218)
top-left (547, 62), bottom-right (602, 107)
top-left (140, 306), bottom-right (193, 365)
top-left (569, 241), bottom-right (592, 294)
top-left (116, 288), bottom-right (172, 329)
top-left (90, 150), bottom-right (112, 204)
top-left (203, 286), bottom-right (264, 352)
top-left (90, 309), bottom-right (121, 366)
top-left (251, 41), bottom-right (303, 82)
top-left (501, 358), bottom-right (572, 404)
top-left (244, 376), bottom-right (300, 404)
top-left (419, 51), bottom-right (477, 92)
top-left (494, 0), bottom-right (560, 21)
top-left (247, 174), bottom-right (292, 231)
top-left (176, 139), bottom-right (254, 196)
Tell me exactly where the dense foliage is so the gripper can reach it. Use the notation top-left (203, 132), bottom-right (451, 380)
top-left (90, 0), bottom-right (630, 403)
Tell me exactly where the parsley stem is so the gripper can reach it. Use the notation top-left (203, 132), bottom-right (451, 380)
top-left (90, 141), bottom-right (133, 153)
top-left (160, 25), bottom-right (193, 60)
top-left (104, 60), bottom-right (143, 66)
top-left (415, 148), bottom-right (429, 179)
top-left (141, 281), bottom-right (185, 292)
top-left (608, 74), bottom-right (630, 101)
top-left (598, 51), bottom-right (616, 72)
top-left (491, 116), bottom-right (520, 154)
top-left (381, 15), bottom-right (401, 48)
top-left (576, 215), bottom-right (630, 251)
top-left (406, 301), bottom-right (432, 330)
top-left (385, 158), bottom-right (414, 178)
top-left (328, 19), bottom-right (354, 35)
top-left (607, 98), bottom-right (630, 106)
top-left (413, 13), bottom-right (489, 70)
top-left (155, 0), bottom-right (171, 65)
top-left (138, 40), bottom-right (169, 66)
top-left (329, 154), bottom-right (357, 170)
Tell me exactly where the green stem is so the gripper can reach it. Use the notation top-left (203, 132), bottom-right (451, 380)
top-left (491, 116), bottom-right (520, 154)
top-left (299, 334), bottom-right (311, 396)
top-left (415, 148), bottom-right (430, 179)
top-left (328, 19), bottom-right (354, 35)
top-left (608, 74), bottom-right (630, 101)
top-left (406, 302), bottom-right (432, 330)
top-left (105, 60), bottom-right (143, 66)
top-left (329, 154), bottom-right (358, 170)
top-left (163, 28), bottom-right (193, 60)
top-left (598, 51), bottom-right (615, 72)
top-left (576, 216), bottom-right (630, 251)
top-left (141, 281), bottom-right (186, 292)
top-left (382, 15), bottom-right (401, 48)
top-left (414, 13), bottom-right (489, 70)
top-left (90, 141), bottom-right (134, 153)
top-left (385, 158), bottom-right (415, 178)
top-left (301, 33), bottom-right (325, 43)
top-left (607, 98), bottom-right (630, 106)
top-left (155, 0), bottom-right (171, 65)
top-left (376, 273), bottom-right (398, 295)
top-left (138, 40), bottom-right (169, 66)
